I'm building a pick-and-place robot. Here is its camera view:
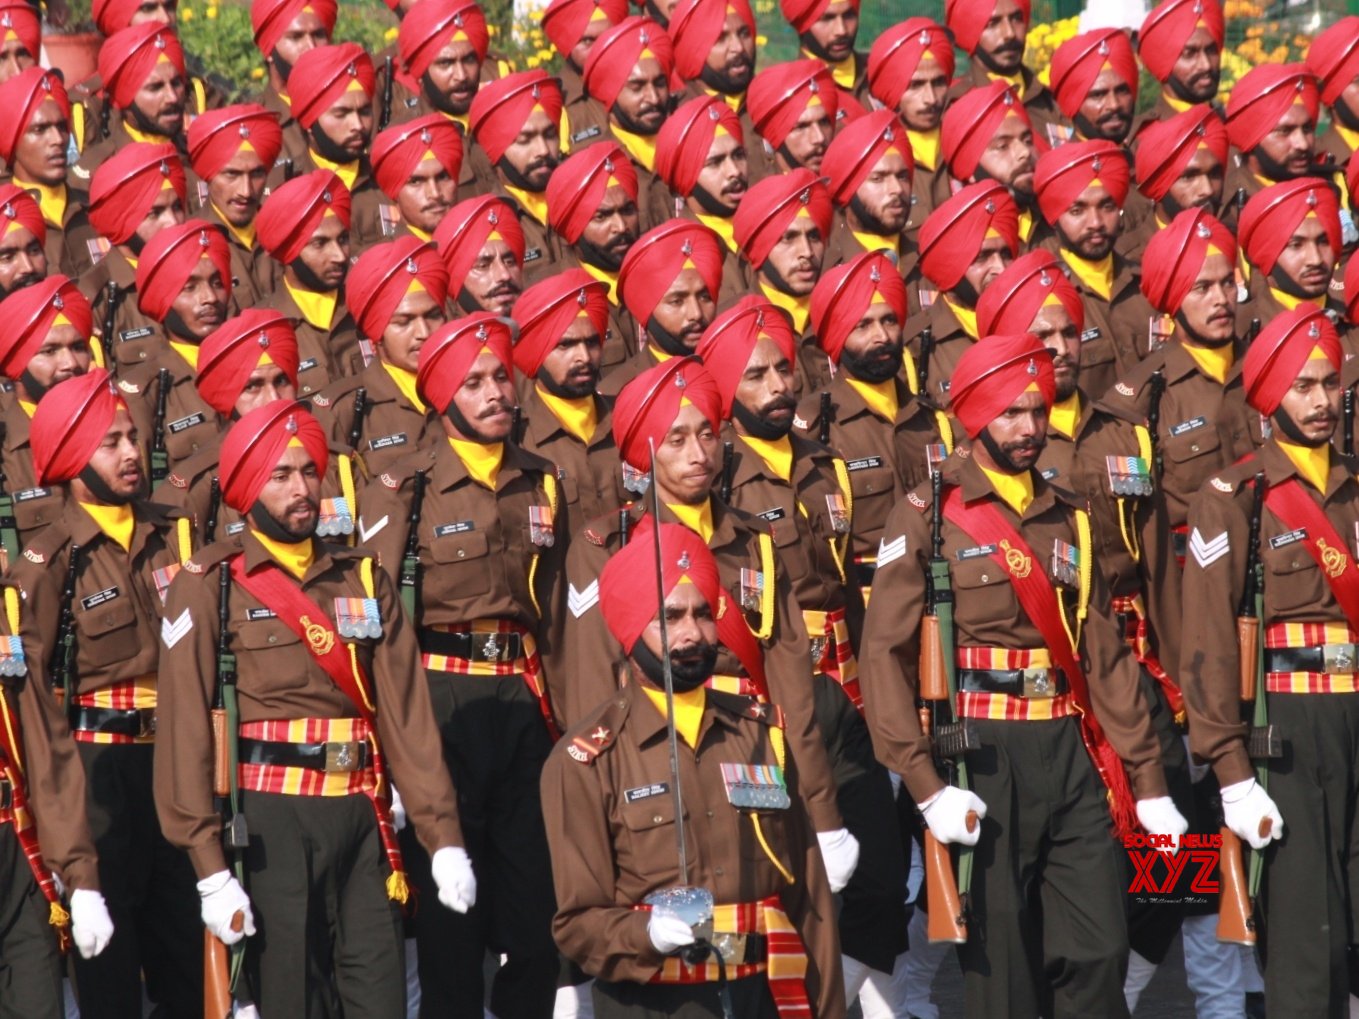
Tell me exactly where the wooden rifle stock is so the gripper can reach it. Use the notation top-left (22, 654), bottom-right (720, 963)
top-left (1237, 616), bottom-right (1259, 702)
top-left (925, 832), bottom-right (967, 943)
top-left (203, 912), bottom-right (245, 1019)
top-left (919, 615), bottom-right (948, 701)
top-left (1216, 829), bottom-right (1255, 945)
top-left (211, 708), bottom-right (230, 797)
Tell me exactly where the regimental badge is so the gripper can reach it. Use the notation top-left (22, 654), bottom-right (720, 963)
top-left (316, 497), bottom-right (355, 538)
top-left (1106, 455), bottom-right (1153, 497)
top-left (335, 597), bottom-right (383, 639)
top-left (825, 492), bottom-right (849, 534)
top-left (1318, 536), bottom-right (1349, 578)
top-left (301, 615), bottom-right (335, 655)
top-left (739, 568), bottom-right (764, 612)
top-left (0, 635), bottom-right (25, 677)
top-left (720, 762), bottom-right (790, 810)
top-left (999, 539), bottom-right (1031, 578)
top-left (151, 564), bottom-right (181, 607)
top-left (529, 504), bottom-right (555, 547)
top-left (1050, 539), bottom-right (1080, 587)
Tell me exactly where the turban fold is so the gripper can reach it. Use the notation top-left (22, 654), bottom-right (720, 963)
top-left (655, 96), bottom-right (744, 199)
top-left (780, 0), bottom-right (856, 34)
top-left (695, 298), bottom-right (798, 418)
top-left (1243, 305), bottom-right (1341, 415)
top-left (949, 332), bottom-right (1055, 439)
top-left (1225, 64), bottom-right (1319, 153)
top-left (600, 520), bottom-right (720, 652)
top-left (945, 0), bottom-right (1030, 54)
top-left (416, 312), bottom-right (514, 414)
top-left (0, 0), bottom-right (41, 60)
top-left (748, 59), bottom-right (838, 150)
top-left (668, 0), bottom-right (755, 80)
top-left (619, 219), bottom-right (724, 324)
top-left (822, 109), bottom-right (912, 207)
top-left (400, 0), bottom-right (489, 83)
top-left (1139, 0), bottom-right (1225, 83)
top-left (917, 181), bottom-right (1018, 292)
top-left (371, 115), bottom-right (464, 201)
top-left (513, 269), bottom-right (610, 376)
top-left (1050, 28), bottom-right (1138, 120)
top-left (733, 169), bottom-right (832, 270)
top-left (583, 16), bottom-right (674, 111)
top-left (976, 250), bottom-right (1084, 337)
top-left (136, 222), bottom-right (232, 321)
top-left (941, 80), bottom-right (1032, 182)
top-left (0, 183), bottom-right (44, 247)
top-left (1033, 139), bottom-right (1130, 225)
top-left (252, 0), bottom-right (336, 56)
top-left (255, 171), bottom-right (351, 264)
top-left (542, 0), bottom-right (629, 57)
top-left (219, 400), bottom-right (329, 512)
top-left (88, 143), bottom-right (186, 246)
top-left (468, 70), bottom-right (564, 164)
top-left (434, 195), bottom-right (526, 283)
top-left (196, 310), bottom-right (300, 416)
top-left (1139, 207), bottom-right (1235, 314)
top-left (612, 357), bottom-right (722, 470)
top-left (1306, 17), bottom-right (1359, 105)
top-left (809, 251), bottom-right (906, 364)
top-left (99, 23), bottom-right (185, 111)
top-left (289, 43), bottom-right (374, 130)
top-left (0, 275), bottom-right (91, 378)
top-left (867, 18), bottom-right (955, 111)
top-left (31, 369), bottom-right (125, 485)
top-left (91, 0), bottom-right (149, 36)
top-left (188, 104), bottom-right (283, 181)
top-left (347, 236), bottom-right (449, 341)
top-left (547, 143), bottom-right (638, 244)
top-left (0, 68), bottom-right (68, 164)
top-left (1238, 178), bottom-right (1339, 275)
top-left (1135, 104), bottom-right (1228, 201)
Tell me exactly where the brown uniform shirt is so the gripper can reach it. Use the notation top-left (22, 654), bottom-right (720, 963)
top-left (903, 296), bottom-right (974, 409)
top-left (311, 358), bottom-right (440, 476)
top-left (79, 248), bottom-right (165, 376)
top-left (858, 452), bottom-right (1168, 804)
top-left (0, 401), bottom-right (66, 548)
top-left (257, 84), bottom-right (309, 173)
top-left (257, 282), bottom-right (366, 399)
top-left (518, 385), bottom-right (630, 526)
top-left (191, 202), bottom-right (276, 308)
top-left (153, 531), bottom-right (464, 878)
top-left (490, 184), bottom-right (560, 272)
top-left (71, 118), bottom-right (188, 190)
top-left (120, 348), bottom-right (223, 477)
top-left (12, 185), bottom-right (104, 280)
top-left (542, 682), bottom-right (843, 1018)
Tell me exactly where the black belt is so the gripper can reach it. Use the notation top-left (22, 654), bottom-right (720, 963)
top-left (69, 705), bottom-right (156, 738)
top-left (239, 737), bottom-right (371, 774)
top-left (958, 668), bottom-right (1068, 699)
top-left (853, 561), bottom-right (876, 588)
top-left (418, 628), bottom-right (524, 663)
top-left (1263, 645), bottom-right (1359, 675)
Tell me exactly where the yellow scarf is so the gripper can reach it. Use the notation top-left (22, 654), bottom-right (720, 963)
top-left (286, 279), bottom-right (338, 332)
top-left (310, 149), bottom-right (359, 191)
top-left (611, 122), bottom-right (658, 172)
top-left (907, 128), bottom-right (939, 173)
top-left (987, 69), bottom-right (1025, 91)
top-left (739, 433), bottom-right (793, 482)
top-left (123, 122), bottom-right (166, 146)
top-left (1162, 90), bottom-right (1194, 113)
top-left (980, 464), bottom-right (1034, 515)
top-left (17, 399), bottom-right (35, 418)
top-left (850, 228), bottom-right (900, 259)
top-left (1279, 438), bottom-right (1332, 493)
top-left (845, 376), bottom-right (898, 422)
top-left (212, 202), bottom-right (256, 249)
top-left (169, 340), bottom-right (199, 371)
top-left (695, 211), bottom-right (740, 254)
top-left (382, 362), bottom-right (426, 413)
top-left (1063, 250), bottom-right (1114, 302)
top-left (580, 260), bottom-right (621, 304)
top-left (759, 281), bottom-right (810, 334)
top-left (449, 437), bottom-right (503, 490)
top-left (667, 498), bottom-right (714, 542)
top-left (80, 501), bottom-right (135, 552)
top-left (1018, 208), bottom-right (1035, 244)
top-left (941, 294), bottom-right (979, 340)
top-left (503, 183), bottom-right (550, 227)
top-left (1182, 342), bottom-right (1233, 384)
top-left (1048, 393), bottom-right (1081, 439)
top-left (406, 222), bottom-right (433, 243)
top-left (13, 176), bottom-right (66, 228)
top-left (1335, 121), bottom-right (1359, 157)
top-left (804, 49), bottom-right (856, 91)
top-left (1268, 287), bottom-right (1325, 312)
top-left (536, 384), bottom-right (597, 443)
top-left (642, 684), bottom-right (706, 748)
top-left (251, 527), bottom-right (315, 580)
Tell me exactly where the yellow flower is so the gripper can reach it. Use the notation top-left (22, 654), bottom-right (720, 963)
top-left (182, 6), bottom-right (193, 19)
top-left (527, 55), bottom-right (541, 68)
top-left (756, 34), bottom-right (767, 46)
top-left (206, 4), bottom-right (216, 16)
top-left (251, 66), bottom-right (265, 80)
top-left (537, 47), bottom-right (552, 61)
top-left (384, 26), bottom-right (397, 41)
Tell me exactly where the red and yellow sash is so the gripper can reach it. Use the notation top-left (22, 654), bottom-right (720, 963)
top-left (1262, 477), bottom-right (1359, 631)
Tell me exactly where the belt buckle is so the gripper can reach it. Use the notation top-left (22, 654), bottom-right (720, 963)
top-left (709, 932), bottom-right (748, 965)
top-left (323, 740), bottom-right (364, 773)
top-left (1323, 644), bottom-right (1357, 674)
top-left (808, 636), bottom-right (828, 667)
top-left (137, 709), bottom-right (157, 738)
top-left (480, 633), bottom-right (501, 661)
top-left (1022, 667), bottom-right (1054, 699)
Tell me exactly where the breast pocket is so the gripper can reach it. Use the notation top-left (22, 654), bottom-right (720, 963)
top-left (1163, 426), bottom-right (1222, 469)
top-left (238, 619), bottom-right (309, 688)
top-left (1263, 542), bottom-right (1324, 614)
top-left (846, 462), bottom-right (895, 536)
top-left (430, 529), bottom-right (492, 597)
top-left (619, 792), bottom-right (688, 875)
top-left (769, 517), bottom-right (810, 586)
top-left (951, 555), bottom-right (1014, 620)
top-left (77, 595), bottom-right (140, 667)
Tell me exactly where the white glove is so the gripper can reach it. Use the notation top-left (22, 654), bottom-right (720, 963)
top-left (1221, 778), bottom-right (1285, 851)
top-left (390, 786), bottom-right (407, 832)
top-left (1136, 796), bottom-right (1189, 852)
top-left (1183, 736), bottom-right (1211, 784)
top-left (816, 827), bottom-right (860, 892)
top-left (919, 785), bottom-right (987, 846)
top-left (197, 871), bottom-right (255, 945)
top-left (69, 888), bottom-right (114, 959)
top-left (647, 913), bottom-right (696, 955)
top-left (431, 846), bottom-right (477, 913)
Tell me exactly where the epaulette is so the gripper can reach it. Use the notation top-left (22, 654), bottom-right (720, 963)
top-left (19, 524), bottom-right (71, 567)
top-left (718, 692), bottom-right (784, 728)
top-left (311, 393), bottom-right (332, 408)
top-left (117, 378), bottom-right (140, 395)
top-left (166, 471), bottom-right (189, 489)
top-left (563, 696), bottom-right (630, 765)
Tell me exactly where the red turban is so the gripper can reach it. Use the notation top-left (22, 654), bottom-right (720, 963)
top-left (543, 0), bottom-right (628, 57)
top-left (255, 170), bottom-right (351, 264)
top-left (32, 369), bottom-right (126, 484)
top-left (918, 181), bottom-right (1018, 292)
top-left (733, 168), bottom-right (832, 270)
top-left (188, 104), bottom-right (283, 181)
top-left (941, 80), bottom-right (1034, 182)
top-left (619, 219), bottom-right (724, 324)
top-left (668, 0), bottom-right (755, 80)
top-left (87, 143), bottom-right (186, 246)
top-left (1049, 29), bottom-right (1138, 120)
top-left (600, 519), bottom-right (721, 651)
top-left (655, 96), bottom-right (744, 199)
top-left (252, 0), bottom-right (336, 56)
top-left (1139, 207), bottom-right (1235, 314)
top-left (695, 298), bottom-right (798, 418)
top-left (400, 0), bottom-right (489, 83)
top-left (780, 0), bottom-right (856, 33)
top-left (347, 236), bottom-right (449, 342)
top-left (976, 250), bottom-right (1084, 337)
top-left (1139, 0), bottom-right (1225, 83)
top-left (809, 251), bottom-right (906, 364)
top-left (371, 115), bottom-right (464, 202)
top-left (196, 309), bottom-right (300, 416)
top-left (1306, 17), bottom-right (1359, 105)
top-left (612, 357), bottom-right (722, 470)
top-left (1242, 306), bottom-right (1341, 416)
top-left (1033, 139), bottom-right (1130, 225)
top-left (547, 142), bottom-right (639, 244)
top-left (748, 59), bottom-right (838, 151)
top-left (0, 275), bottom-right (91, 379)
top-left (1134, 104), bottom-right (1228, 201)
top-left (945, 0), bottom-right (1030, 54)
top-left (0, 183), bottom-right (44, 247)
top-left (219, 400), bottom-right (329, 513)
top-left (950, 332), bottom-right (1055, 440)
top-left (434, 195), bottom-right (526, 283)
top-left (91, 0), bottom-right (146, 36)
top-left (1346, 254), bottom-right (1359, 324)
top-left (867, 18), bottom-right (956, 111)
top-left (583, 16), bottom-right (674, 111)
top-left (136, 222), bottom-right (232, 321)
top-left (289, 44), bottom-right (374, 131)
top-left (1238, 178), bottom-right (1340, 275)
top-left (1225, 64), bottom-right (1319, 153)
top-left (469, 70), bottom-right (564, 164)
top-left (513, 269), bottom-right (610, 376)
top-left (99, 23), bottom-right (185, 111)
top-left (0, 68), bottom-right (68, 164)
top-left (0, 0), bottom-right (40, 64)
top-left (823, 109), bottom-right (913, 208)
top-left (416, 312), bottom-right (514, 415)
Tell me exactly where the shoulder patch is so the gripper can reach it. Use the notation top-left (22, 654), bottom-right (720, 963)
top-left (312, 393), bottom-right (332, 408)
top-left (908, 491), bottom-right (928, 510)
top-left (167, 472), bottom-right (188, 489)
top-left (1114, 382), bottom-right (1135, 396)
top-left (585, 527), bottom-right (605, 546)
top-left (184, 558), bottom-right (205, 573)
top-left (1189, 527), bottom-right (1231, 568)
top-left (21, 548), bottom-right (43, 564)
top-left (1211, 477), bottom-right (1234, 493)
top-left (379, 473), bottom-right (399, 489)
top-left (793, 414), bottom-right (810, 431)
top-left (744, 700), bottom-right (785, 727)
top-left (117, 379), bottom-right (140, 394)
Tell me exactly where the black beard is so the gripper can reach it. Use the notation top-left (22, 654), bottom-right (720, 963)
top-left (497, 152), bottom-right (556, 192)
top-left (974, 43), bottom-right (1023, 75)
top-left (642, 0), bottom-right (670, 26)
top-left (537, 364), bottom-right (598, 399)
top-left (126, 100), bottom-right (177, 140)
top-left (576, 233), bottom-right (629, 272)
top-left (950, 276), bottom-right (981, 309)
top-left (164, 308), bottom-right (206, 343)
top-left (839, 342), bottom-right (902, 383)
top-left (646, 314), bottom-right (699, 356)
top-left (446, 401), bottom-right (504, 443)
top-left (611, 102), bottom-right (661, 136)
top-left (797, 30), bottom-right (848, 64)
top-left (20, 368), bottom-right (55, 402)
top-left (1268, 265), bottom-right (1326, 301)
top-left (1058, 223), bottom-right (1114, 261)
top-left (760, 259), bottom-right (812, 300)
top-left (1272, 406), bottom-right (1334, 447)
top-left (1249, 141), bottom-right (1302, 183)
top-left (1073, 109), bottom-right (1128, 145)
top-left (0, 271), bottom-right (42, 299)
top-left (1167, 71), bottom-right (1218, 106)
top-left (978, 425), bottom-right (1045, 472)
top-left (848, 192), bottom-right (903, 237)
top-left (289, 257), bottom-right (343, 294)
top-left (631, 636), bottom-right (719, 692)
top-left (309, 123), bottom-right (362, 165)
top-left (972, 160), bottom-right (1035, 206)
top-left (1172, 310), bottom-right (1234, 348)
top-left (78, 464), bottom-right (140, 505)
top-left (776, 139), bottom-right (812, 171)
top-left (690, 180), bottom-right (738, 217)
top-left (698, 59), bottom-right (751, 97)
top-left (270, 48), bottom-right (294, 84)
top-left (456, 281), bottom-right (518, 314)
top-left (733, 397), bottom-right (794, 439)
top-left (1336, 97), bottom-right (1359, 133)
top-left (249, 498), bottom-right (317, 542)
top-left (422, 70), bottom-right (468, 116)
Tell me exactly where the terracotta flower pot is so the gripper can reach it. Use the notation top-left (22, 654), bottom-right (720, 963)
top-left (43, 31), bottom-right (102, 87)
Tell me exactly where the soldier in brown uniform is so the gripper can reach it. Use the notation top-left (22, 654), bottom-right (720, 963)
top-left (821, 110), bottom-right (914, 277)
top-left (543, 522), bottom-right (844, 1019)
top-left (368, 115), bottom-right (462, 246)
top-left (746, 60), bottom-right (843, 179)
top-left (1179, 307), bottom-right (1359, 1016)
top-left (435, 194), bottom-right (530, 315)
top-left (0, 186), bottom-right (48, 302)
top-left (1222, 65), bottom-right (1320, 216)
top-left (255, 171), bottom-right (365, 398)
top-left (1305, 19), bottom-right (1359, 169)
top-left (12, 369), bottom-right (201, 1017)
top-left (785, 0), bottom-right (871, 108)
top-left (541, 0), bottom-right (627, 150)
top-left (1049, 28), bottom-right (1138, 148)
top-left (153, 398), bottom-right (475, 1017)
top-left (1120, 106), bottom-right (1228, 259)
top-left (859, 332), bottom-right (1185, 1019)
top-left (1133, 0), bottom-right (1225, 136)
top-left (249, 0), bottom-right (333, 169)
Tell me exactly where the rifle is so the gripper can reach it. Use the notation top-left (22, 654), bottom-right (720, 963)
top-left (0, 462), bottom-right (17, 574)
top-left (101, 282), bottom-right (118, 371)
top-left (1344, 387), bottom-right (1355, 458)
top-left (50, 544), bottom-right (81, 707)
top-left (98, 99), bottom-right (111, 141)
top-left (204, 477), bottom-right (221, 545)
top-left (1246, 317), bottom-right (1261, 345)
top-left (347, 387), bottom-right (369, 451)
top-left (818, 391), bottom-right (832, 446)
top-left (916, 326), bottom-right (934, 399)
top-left (150, 368), bottom-right (171, 488)
top-left (399, 469), bottom-right (427, 619)
top-left (379, 54), bottom-right (394, 131)
top-left (718, 441), bottom-right (734, 503)
top-left (619, 505), bottom-right (630, 546)
top-left (1146, 370), bottom-right (1166, 479)
top-left (511, 405), bottom-right (523, 446)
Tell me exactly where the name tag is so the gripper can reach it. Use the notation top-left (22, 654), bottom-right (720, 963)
top-left (119, 326), bottom-right (154, 341)
top-left (13, 487), bottom-right (52, 502)
top-left (571, 125), bottom-right (602, 143)
top-left (1040, 467), bottom-right (1059, 481)
top-left (80, 586), bottom-right (119, 610)
top-left (1170, 417), bottom-right (1207, 437)
top-left (720, 763), bottom-right (790, 810)
top-left (523, 247), bottom-right (542, 263)
top-left (369, 433), bottom-right (408, 451)
top-left (168, 413), bottom-right (206, 434)
top-left (624, 783), bottom-right (669, 803)
top-left (845, 456), bottom-right (883, 471)
top-left (434, 521), bottom-right (475, 537)
top-left (1269, 529), bottom-right (1307, 549)
top-left (246, 608), bottom-right (277, 620)
top-left (298, 357), bottom-right (319, 372)
top-left (757, 507), bottom-right (786, 522)
top-left (226, 522), bottom-right (245, 536)
top-left (957, 544), bottom-right (997, 561)
top-left (1080, 327), bottom-right (1101, 343)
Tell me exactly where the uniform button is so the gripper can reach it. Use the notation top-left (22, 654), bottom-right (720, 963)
top-left (706, 810), bottom-right (715, 818)
top-left (1292, 560), bottom-right (1301, 569)
top-left (652, 815), bottom-right (663, 823)
top-left (1190, 443), bottom-right (1200, 452)
top-left (866, 484), bottom-right (875, 493)
top-left (980, 573), bottom-right (989, 583)
top-left (714, 867), bottom-right (724, 877)
top-left (457, 549), bottom-right (466, 559)
top-left (267, 634), bottom-right (277, 644)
